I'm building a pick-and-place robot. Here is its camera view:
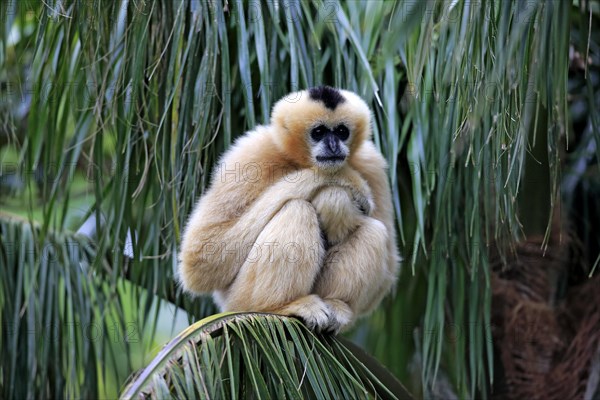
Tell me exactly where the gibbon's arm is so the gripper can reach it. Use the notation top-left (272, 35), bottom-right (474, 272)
top-left (310, 140), bottom-right (400, 325)
top-left (352, 140), bottom-right (400, 282)
top-left (178, 161), bottom-right (373, 295)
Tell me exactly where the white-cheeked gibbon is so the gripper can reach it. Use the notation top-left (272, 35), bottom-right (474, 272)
top-left (179, 86), bottom-right (399, 333)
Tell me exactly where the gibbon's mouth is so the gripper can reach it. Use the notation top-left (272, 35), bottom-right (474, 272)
top-left (316, 155), bottom-right (346, 163)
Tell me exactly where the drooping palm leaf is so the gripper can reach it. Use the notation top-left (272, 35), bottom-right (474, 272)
top-left (120, 313), bottom-right (412, 400)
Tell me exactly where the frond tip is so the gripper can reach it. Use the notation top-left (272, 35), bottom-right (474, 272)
top-left (120, 312), bottom-right (412, 399)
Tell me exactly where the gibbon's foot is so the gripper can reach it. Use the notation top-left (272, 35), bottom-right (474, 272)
top-left (276, 295), bottom-right (354, 334)
top-left (275, 294), bottom-right (331, 331)
top-left (322, 299), bottom-right (353, 334)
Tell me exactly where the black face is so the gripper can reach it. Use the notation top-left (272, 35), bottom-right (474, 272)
top-left (311, 124), bottom-right (350, 163)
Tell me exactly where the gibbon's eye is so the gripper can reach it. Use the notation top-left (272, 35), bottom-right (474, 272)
top-left (310, 125), bottom-right (329, 141)
top-left (334, 124), bottom-right (350, 141)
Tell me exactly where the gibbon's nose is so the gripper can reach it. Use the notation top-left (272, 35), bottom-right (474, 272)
top-left (325, 134), bottom-right (342, 155)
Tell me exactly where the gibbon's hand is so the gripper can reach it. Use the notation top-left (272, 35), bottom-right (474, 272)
top-left (311, 186), bottom-right (365, 247)
top-left (310, 166), bottom-right (374, 216)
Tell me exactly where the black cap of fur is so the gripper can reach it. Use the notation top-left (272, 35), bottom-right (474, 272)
top-left (308, 86), bottom-right (345, 110)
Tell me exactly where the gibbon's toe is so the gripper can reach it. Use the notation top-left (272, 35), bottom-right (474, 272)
top-left (322, 299), bottom-right (353, 334)
top-left (279, 294), bottom-right (331, 331)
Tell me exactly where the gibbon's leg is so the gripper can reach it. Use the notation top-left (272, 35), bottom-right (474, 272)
top-left (313, 216), bottom-right (391, 333)
top-left (218, 199), bottom-right (331, 330)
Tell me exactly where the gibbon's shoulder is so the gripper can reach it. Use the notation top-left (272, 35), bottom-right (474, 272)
top-left (212, 126), bottom-right (283, 174)
top-left (218, 125), bottom-right (277, 165)
top-left (209, 125), bottom-right (293, 193)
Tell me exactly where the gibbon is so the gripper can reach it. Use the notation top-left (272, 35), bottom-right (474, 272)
top-left (179, 86), bottom-right (399, 333)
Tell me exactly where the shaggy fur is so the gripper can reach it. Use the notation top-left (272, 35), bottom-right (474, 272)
top-left (178, 88), bottom-right (400, 332)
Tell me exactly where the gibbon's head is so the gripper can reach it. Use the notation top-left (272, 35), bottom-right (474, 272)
top-left (271, 86), bottom-right (372, 171)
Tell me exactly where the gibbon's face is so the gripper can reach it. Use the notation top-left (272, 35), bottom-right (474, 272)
top-left (270, 86), bottom-right (372, 171)
top-left (309, 121), bottom-right (351, 170)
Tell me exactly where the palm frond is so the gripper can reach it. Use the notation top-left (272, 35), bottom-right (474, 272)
top-left (120, 313), bottom-right (412, 400)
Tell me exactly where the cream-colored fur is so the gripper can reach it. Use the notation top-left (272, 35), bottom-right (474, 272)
top-left (179, 88), bottom-right (400, 333)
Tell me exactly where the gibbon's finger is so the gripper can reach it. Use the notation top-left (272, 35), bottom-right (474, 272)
top-left (335, 168), bottom-right (374, 216)
top-left (350, 187), bottom-right (375, 216)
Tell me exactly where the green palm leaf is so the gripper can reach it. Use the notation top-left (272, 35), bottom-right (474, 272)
top-left (120, 313), bottom-right (412, 400)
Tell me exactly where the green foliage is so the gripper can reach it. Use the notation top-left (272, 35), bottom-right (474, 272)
top-left (1, 0), bottom-right (594, 398)
top-left (0, 217), bottom-right (101, 398)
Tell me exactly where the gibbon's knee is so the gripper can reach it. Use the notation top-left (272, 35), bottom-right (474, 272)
top-left (220, 199), bottom-right (325, 311)
top-left (313, 216), bottom-right (389, 314)
top-left (178, 223), bottom-right (234, 294)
